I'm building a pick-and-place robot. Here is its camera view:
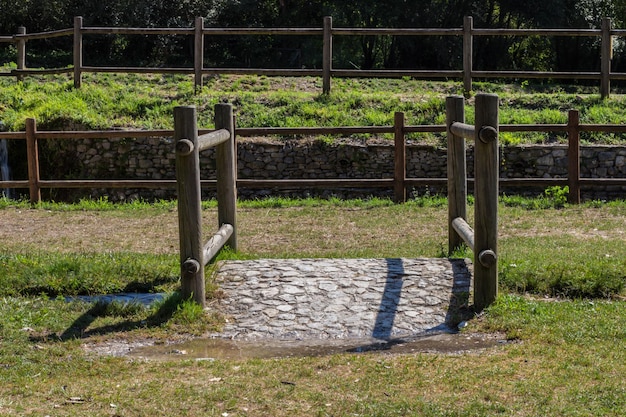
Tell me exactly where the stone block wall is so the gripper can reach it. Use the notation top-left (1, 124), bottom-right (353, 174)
top-left (29, 137), bottom-right (626, 201)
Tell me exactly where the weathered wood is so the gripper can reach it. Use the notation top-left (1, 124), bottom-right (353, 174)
top-left (203, 224), bottom-right (234, 264)
top-left (449, 121), bottom-right (475, 141)
top-left (323, 16), bottom-right (333, 94)
top-left (568, 110), bottom-right (581, 204)
top-left (73, 17), bottom-right (83, 88)
top-left (237, 179), bottom-right (394, 188)
top-left (25, 118), bottom-right (41, 204)
top-left (81, 66), bottom-right (194, 74)
top-left (194, 17), bottom-right (204, 89)
top-left (14, 28), bottom-right (73, 40)
top-left (331, 69), bottom-right (462, 78)
top-left (446, 95), bottom-right (467, 254)
top-left (451, 217), bottom-right (474, 251)
top-left (472, 28), bottom-right (600, 36)
top-left (463, 16), bottom-right (473, 93)
top-left (393, 112), bottom-right (406, 203)
top-left (174, 106), bottom-right (205, 306)
top-left (197, 129), bottom-right (230, 152)
top-left (601, 18), bottom-right (612, 98)
top-left (214, 104), bottom-right (238, 251)
top-left (81, 27), bottom-right (193, 35)
top-left (473, 93), bottom-right (499, 311)
top-left (17, 27), bottom-right (26, 81)
top-left (332, 28), bottom-right (462, 36)
top-left (471, 70), bottom-right (600, 79)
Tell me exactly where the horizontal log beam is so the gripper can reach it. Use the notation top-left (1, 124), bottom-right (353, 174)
top-left (82, 66), bottom-right (194, 74)
top-left (197, 129), bottom-right (230, 152)
top-left (14, 28), bottom-right (73, 40)
top-left (451, 217), bottom-right (474, 251)
top-left (449, 121), bottom-right (475, 140)
top-left (203, 223), bottom-right (234, 264)
top-left (82, 27), bottom-right (194, 35)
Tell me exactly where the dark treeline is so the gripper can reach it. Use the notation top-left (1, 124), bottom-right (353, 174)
top-left (2, 1), bottom-right (626, 75)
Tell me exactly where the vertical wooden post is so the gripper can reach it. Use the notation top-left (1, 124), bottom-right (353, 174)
top-left (323, 16), bottom-right (333, 94)
top-left (393, 111), bottom-right (406, 203)
top-left (25, 118), bottom-right (41, 204)
top-left (73, 16), bottom-right (83, 88)
top-left (174, 106), bottom-right (205, 306)
top-left (473, 93), bottom-right (499, 311)
top-left (214, 103), bottom-right (238, 250)
top-left (194, 17), bottom-right (204, 90)
top-left (463, 16), bottom-right (473, 95)
top-left (567, 109), bottom-right (581, 204)
top-left (446, 95), bottom-right (467, 254)
top-left (601, 17), bottom-right (611, 99)
top-left (17, 27), bottom-right (26, 81)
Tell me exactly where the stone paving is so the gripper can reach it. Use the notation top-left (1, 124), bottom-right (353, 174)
top-left (210, 258), bottom-right (473, 341)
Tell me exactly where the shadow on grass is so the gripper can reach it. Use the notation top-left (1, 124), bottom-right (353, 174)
top-left (32, 293), bottom-right (186, 342)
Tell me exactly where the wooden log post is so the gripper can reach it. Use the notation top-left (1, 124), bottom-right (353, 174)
top-left (600, 17), bottom-right (611, 99)
top-left (73, 16), bottom-right (83, 88)
top-left (446, 95), bottom-right (467, 254)
top-left (473, 93), bottom-right (499, 311)
top-left (174, 106), bottom-right (205, 306)
top-left (25, 118), bottom-right (41, 204)
top-left (323, 16), bottom-right (333, 94)
top-left (463, 16), bottom-right (473, 95)
top-left (17, 27), bottom-right (26, 81)
top-left (214, 103), bottom-right (238, 250)
top-left (194, 17), bottom-right (204, 90)
top-left (567, 109), bottom-right (581, 204)
top-left (393, 111), bottom-right (406, 203)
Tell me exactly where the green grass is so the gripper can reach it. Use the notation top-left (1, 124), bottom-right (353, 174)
top-left (0, 197), bottom-right (624, 416)
top-left (3, 74), bottom-right (626, 145)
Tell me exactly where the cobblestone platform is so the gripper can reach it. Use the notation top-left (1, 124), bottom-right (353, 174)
top-left (210, 258), bottom-right (473, 341)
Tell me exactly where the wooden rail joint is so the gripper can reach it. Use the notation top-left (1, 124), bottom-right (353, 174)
top-left (478, 125), bottom-right (498, 143)
top-left (478, 249), bottom-right (497, 268)
top-left (176, 138), bottom-right (194, 156)
top-left (182, 258), bottom-right (201, 275)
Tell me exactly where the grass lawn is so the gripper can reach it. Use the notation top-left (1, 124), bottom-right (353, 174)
top-left (0, 196), bottom-right (624, 416)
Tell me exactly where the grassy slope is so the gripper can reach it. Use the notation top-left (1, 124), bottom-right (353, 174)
top-left (2, 74), bottom-right (626, 144)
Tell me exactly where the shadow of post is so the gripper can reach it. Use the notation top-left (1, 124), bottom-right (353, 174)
top-left (53, 293), bottom-right (184, 341)
top-left (372, 258), bottom-right (405, 340)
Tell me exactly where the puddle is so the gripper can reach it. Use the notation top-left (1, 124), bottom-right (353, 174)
top-left (66, 292), bottom-right (166, 306)
top-left (127, 332), bottom-right (510, 361)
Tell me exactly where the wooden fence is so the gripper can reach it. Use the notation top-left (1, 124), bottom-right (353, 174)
top-left (1, 113), bottom-right (625, 205)
top-left (447, 94), bottom-right (499, 311)
top-left (174, 104), bottom-right (236, 306)
top-left (2, 16), bottom-right (626, 96)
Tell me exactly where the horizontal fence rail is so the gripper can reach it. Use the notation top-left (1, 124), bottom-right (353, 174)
top-left (1, 112), bottom-right (626, 205)
top-left (1, 16), bottom-right (626, 96)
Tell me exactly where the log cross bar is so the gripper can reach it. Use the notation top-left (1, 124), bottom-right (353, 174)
top-left (174, 103), bottom-right (237, 306)
top-left (446, 93), bottom-right (499, 311)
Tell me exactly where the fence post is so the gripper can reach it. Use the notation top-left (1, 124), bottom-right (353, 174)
top-left (473, 93), bottom-right (499, 311)
top-left (463, 16), bottom-right (473, 95)
top-left (567, 109), bottom-right (581, 204)
top-left (25, 118), bottom-right (41, 204)
top-left (174, 106), bottom-right (205, 306)
top-left (323, 16), bottom-right (333, 94)
top-left (194, 17), bottom-right (204, 90)
top-left (17, 27), bottom-right (26, 81)
top-left (446, 95), bottom-right (467, 253)
top-left (214, 103), bottom-right (238, 250)
top-left (601, 17), bottom-right (611, 99)
top-left (73, 16), bottom-right (83, 88)
top-left (394, 111), bottom-right (406, 203)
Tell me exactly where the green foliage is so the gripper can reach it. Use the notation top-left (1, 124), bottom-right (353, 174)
top-left (501, 186), bottom-right (569, 209)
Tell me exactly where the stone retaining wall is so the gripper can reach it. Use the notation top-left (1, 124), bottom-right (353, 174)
top-left (31, 137), bottom-right (626, 201)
